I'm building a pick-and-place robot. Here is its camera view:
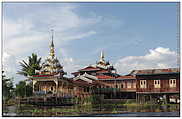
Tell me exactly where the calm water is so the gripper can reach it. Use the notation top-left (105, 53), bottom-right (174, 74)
top-left (3, 104), bottom-right (180, 117)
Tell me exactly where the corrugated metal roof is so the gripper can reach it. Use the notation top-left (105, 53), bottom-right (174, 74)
top-left (116, 75), bottom-right (136, 79)
top-left (129, 68), bottom-right (179, 75)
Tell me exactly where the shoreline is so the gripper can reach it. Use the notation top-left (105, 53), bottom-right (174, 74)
top-left (2, 101), bottom-right (180, 117)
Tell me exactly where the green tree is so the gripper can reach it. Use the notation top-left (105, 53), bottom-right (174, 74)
top-left (17, 53), bottom-right (41, 76)
top-left (25, 82), bottom-right (33, 97)
top-left (2, 71), bottom-right (14, 101)
top-left (15, 81), bottom-right (33, 98)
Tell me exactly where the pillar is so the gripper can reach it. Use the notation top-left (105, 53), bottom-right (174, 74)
top-left (163, 94), bottom-right (167, 104)
top-left (166, 94), bottom-right (170, 104)
top-left (32, 80), bottom-right (37, 94)
top-left (136, 93), bottom-right (138, 103)
top-left (54, 80), bottom-right (58, 94)
top-left (150, 95), bottom-right (152, 104)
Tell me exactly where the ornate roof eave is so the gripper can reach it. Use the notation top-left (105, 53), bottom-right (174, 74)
top-left (28, 73), bottom-right (62, 79)
top-left (83, 72), bottom-right (98, 80)
top-left (96, 64), bottom-right (108, 69)
top-left (73, 75), bottom-right (93, 84)
top-left (79, 66), bottom-right (101, 72)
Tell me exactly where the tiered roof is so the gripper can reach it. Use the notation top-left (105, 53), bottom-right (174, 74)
top-left (73, 73), bottom-right (110, 87)
top-left (79, 66), bottom-right (101, 72)
top-left (96, 70), bottom-right (109, 74)
top-left (72, 51), bottom-right (118, 78)
top-left (33, 30), bottom-right (66, 77)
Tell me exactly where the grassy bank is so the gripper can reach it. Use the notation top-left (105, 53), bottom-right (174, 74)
top-left (3, 99), bottom-right (17, 106)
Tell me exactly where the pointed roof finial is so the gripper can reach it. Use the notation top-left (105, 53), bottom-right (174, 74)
top-left (101, 50), bottom-right (104, 59)
top-left (51, 29), bottom-right (54, 47)
top-left (49, 29), bottom-right (55, 57)
top-left (100, 50), bottom-right (105, 62)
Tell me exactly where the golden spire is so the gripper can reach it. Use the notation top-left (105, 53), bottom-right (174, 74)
top-left (50, 29), bottom-right (55, 57)
top-left (100, 50), bottom-right (105, 62)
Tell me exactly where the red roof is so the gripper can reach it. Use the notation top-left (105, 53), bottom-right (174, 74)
top-left (71, 71), bottom-right (80, 75)
top-left (96, 75), bottom-right (115, 79)
top-left (96, 70), bottom-right (109, 74)
top-left (72, 78), bottom-right (110, 86)
top-left (79, 66), bottom-right (100, 71)
top-left (32, 74), bottom-right (53, 77)
top-left (116, 75), bottom-right (136, 79)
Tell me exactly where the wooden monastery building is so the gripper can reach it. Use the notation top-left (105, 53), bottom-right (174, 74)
top-left (26, 33), bottom-right (180, 105)
top-left (71, 51), bottom-right (180, 103)
top-left (27, 35), bottom-right (109, 101)
top-left (134, 68), bottom-right (180, 104)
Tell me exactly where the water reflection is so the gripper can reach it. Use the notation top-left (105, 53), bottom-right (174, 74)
top-left (3, 103), bottom-right (180, 117)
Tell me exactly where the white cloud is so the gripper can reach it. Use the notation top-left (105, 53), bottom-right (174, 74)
top-left (3, 4), bottom-right (100, 56)
top-left (3, 4), bottom-right (102, 83)
top-left (114, 47), bottom-right (178, 75)
top-left (61, 31), bottom-right (96, 41)
top-left (3, 19), bottom-right (34, 40)
top-left (2, 52), bottom-right (17, 77)
top-left (3, 52), bottom-right (11, 63)
top-left (62, 57), bottom-right (82, 77)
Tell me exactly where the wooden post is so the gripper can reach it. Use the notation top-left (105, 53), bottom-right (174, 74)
top-left (163, 94), bottom-right (168, 104)
top-left (56, 80), bottom-right (58, 94)
top-left (141, 94), bottom-right (144, 104)
top-left (136, 93), bottom-right (138, 103)
top-left (32, 80), bottom-right (37, 94)
top-left (150, 95), bottom-right (152, 104)
top-left (166, 94), bottom-right (170, 104)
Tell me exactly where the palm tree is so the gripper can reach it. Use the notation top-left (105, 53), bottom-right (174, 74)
top-left (17, 53), bottom-right (41, 76)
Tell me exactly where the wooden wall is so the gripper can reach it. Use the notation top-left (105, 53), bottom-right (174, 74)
top-left (136, 73), bottom-right (180, 93)
top-left (101, 79), bottom-right (136, 92)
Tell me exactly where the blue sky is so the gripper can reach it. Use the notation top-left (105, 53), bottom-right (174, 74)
top-left (2, 2), bottom-right (179, 84)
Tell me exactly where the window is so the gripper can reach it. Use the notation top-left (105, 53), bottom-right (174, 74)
top-left (127, 81), bottom-right (132, 88)
top-left (140, 80), bottom-right (147, 88)
top-left (133, 82), bottom-right (136, 88)
top-left (87, 87), bottom-right (90, 92)
top-left (120, 82), bottom-right (125, 88)
top-left (84, 88), bottom-right (86, 92)
top-left (154, 80), bottom-right (160, 88)
top-left (169, 79), bottom-right (176, 88)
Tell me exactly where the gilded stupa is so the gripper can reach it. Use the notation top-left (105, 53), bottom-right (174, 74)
top-left (95, 51), bottom-right (114, 70)
top-left (40, 30), bottom-right (66, 76)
